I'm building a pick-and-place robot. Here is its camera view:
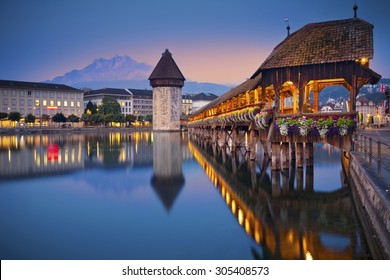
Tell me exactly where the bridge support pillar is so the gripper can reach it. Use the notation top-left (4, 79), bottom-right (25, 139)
top-left (249, 129), bottom-right (257, 161)
top-left (296, 143), bottom-right (304, 168)
top-left (271, 142), bottom-right (281, 170)
top-left (271, 170), bottom-right (281, 196)
top-left (231, 129), bottom-right (237, 151)
top-left (306, 142), bottom-right (314, 167)
top-left (296, 167), bottom-right (304, 191)
top-left (281, 142), bottom-right (290, 169)
top-left (221, 129), bottom-right (227, 150)
top-left (290, 141), bottom-right (296, 161)
top-left (305, 165), bottom-right (314, 191)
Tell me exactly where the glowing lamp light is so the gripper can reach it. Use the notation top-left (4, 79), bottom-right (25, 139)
top-left (47, 106), bottom-right (58, 110)
top-left (305, 251), bottom-right (313, 260)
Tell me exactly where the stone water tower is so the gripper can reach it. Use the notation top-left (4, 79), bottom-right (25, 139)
top-left (149, 49), bottom-right (185, 131)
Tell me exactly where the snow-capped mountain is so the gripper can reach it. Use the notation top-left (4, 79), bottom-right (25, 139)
top-left (44, 54), bottom-right (234, 95)
top-left (47, 55), bottom-right (153, 85)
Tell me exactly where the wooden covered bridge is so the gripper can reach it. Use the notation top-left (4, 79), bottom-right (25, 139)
top-left (187, 16), bottom-right (381, 170)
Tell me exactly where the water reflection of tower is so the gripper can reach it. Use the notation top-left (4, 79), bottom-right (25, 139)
top-left (151, 133), bottom-right (184, 211)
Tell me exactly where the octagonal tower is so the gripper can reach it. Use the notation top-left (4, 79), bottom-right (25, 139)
top-left (149, 49), bottom-right (185, 131)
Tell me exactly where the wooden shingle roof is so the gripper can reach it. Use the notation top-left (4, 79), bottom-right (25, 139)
top-left (193, 74), bottom-right (261, 115)
top-left (252, 18), bottom-right (374, 77)
top-left (149, 49), bottom-right (185, 81)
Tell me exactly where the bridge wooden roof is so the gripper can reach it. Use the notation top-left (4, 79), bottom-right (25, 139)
top-left (251, 18), bottom-right (374, 77)
top-left (196, 73), bottom-right (262, 113)
top-left (190, 17), bottom-right (381, 118)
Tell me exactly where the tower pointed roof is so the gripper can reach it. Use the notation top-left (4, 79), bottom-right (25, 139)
top-left (149, 49), bottom-right (185, 81)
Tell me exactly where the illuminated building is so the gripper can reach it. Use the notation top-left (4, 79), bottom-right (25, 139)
top-left (0, 80), bottom-right (83, 120)
top-left (356, 97), bottom-right (385, 126)
top-left (83, 88), bottom-right (153, 116)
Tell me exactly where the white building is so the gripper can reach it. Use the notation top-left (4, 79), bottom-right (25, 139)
top-left (83, 88), bottom-right (153, 116)
top-left (190, 92), bottom-right (218, 113)
top-left (0, 79), bottom-right (83, 119)
top-left (181, 95), bottom-right (193, 116)
top-left (356, 97), bottom-right (385, 126)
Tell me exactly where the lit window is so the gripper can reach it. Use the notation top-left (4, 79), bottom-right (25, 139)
top-left (35, 100), bottom-right (40, 106)
top-left (64, 101), bottom-right (68, 107)
top-left (70, 101), bottom-right (74, 107)
top-left (76, 101), bottom-right (81, 107)
top-left (57, 101), bottom-right (61, 106)
top-left (43, 100), bottom-right (47, 106)
top-left (50, 100), bottom-right (54, 106)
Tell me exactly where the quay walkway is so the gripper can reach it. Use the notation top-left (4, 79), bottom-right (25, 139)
top-left (349, 127), bottom-right (390, 259)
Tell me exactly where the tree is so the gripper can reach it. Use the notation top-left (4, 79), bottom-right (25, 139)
top-left (25, 113), bottom-right (36, 125)
top-left (85, 101), bottom-right (97, 115)
top-left (98, 97), bottom-right (121, 115)
top-left (41, 114), bottom-right (51, 122)
top-left (0, 112), bottom-right (7, 128)
top-left (68, 114), bottom-right (80, 123)
top-left (8, 112), bottom-right (21, 127)
top-left (8, 112), bottom-right (21, 122)
top-left (81, 114), bottom-right (92, 126)
top-left (52, 112), bottom-right (67, 126)
top-left (125, 114), bottom-right (137, 126)
top-left (98, 97), bottom-right (123, 126)
top-left (145, 115), bottom-right (153, 122)
top-left (92, 113), bottom-right (103, 125)
top-left (40, 114), bottom-right (51, 126)
top-left (0, 112), bottom-right (8, 120)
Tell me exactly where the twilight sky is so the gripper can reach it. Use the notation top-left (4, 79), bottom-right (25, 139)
top-left (1, 0), bottom-right (389, 84)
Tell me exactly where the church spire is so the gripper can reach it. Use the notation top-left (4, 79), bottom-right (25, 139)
top-left (353, 0), bottom-right (358, 18)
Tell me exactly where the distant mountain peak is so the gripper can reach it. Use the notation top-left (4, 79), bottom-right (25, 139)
top-left (48, 55), bottom-right (153, 86)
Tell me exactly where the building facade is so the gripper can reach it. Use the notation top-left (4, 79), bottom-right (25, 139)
top-left (181, 95), bottom-right (193, 116)
top-left (190, 92), bottom-right (218, 113)
top-left (356, 97), bottom-right (386, 126)
top-left (83, 88), bottom-right (153, 116)
top-left (0, 80), bottom-right (83, 120)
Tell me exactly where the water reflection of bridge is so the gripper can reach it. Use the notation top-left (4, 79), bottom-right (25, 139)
top-left (188, 139), bottom-right (368, 259)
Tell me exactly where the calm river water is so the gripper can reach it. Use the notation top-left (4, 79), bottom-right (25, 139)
top-left (0, 131), bottom-right (371, 259)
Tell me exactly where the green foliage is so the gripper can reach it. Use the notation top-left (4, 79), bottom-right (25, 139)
top-left (41, 114), bottom-right (51, 121)
top-left (97, 97), bottom-right (124, 126)
top-left (8, 112), bottom-right (21, 122)
top-left (98, 97), bottom-right (122, 115)
top-left (52, 112), bottom-right (67, 123)
top-left (125, 114), bottom-right (137, 123)
top-left (85, 101), bottom-right (97, 115)
top-left (92, 114), bottom-right (103, 124)
top-left (81, 114), bottom-right (92, 123)
top-left (145, 115), bottom-right (153, 122)
top-left (67, 114), bottom-right (80, 123)
top-left (0, 112), bottom-right (8, 120)
top-left (25, 113), bottom-right (36, 123)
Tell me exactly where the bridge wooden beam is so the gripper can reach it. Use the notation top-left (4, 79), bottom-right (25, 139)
top-left (296, 142), bottom-right (304, 168)
top-left (271, 142), bottom-right (281, 170)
